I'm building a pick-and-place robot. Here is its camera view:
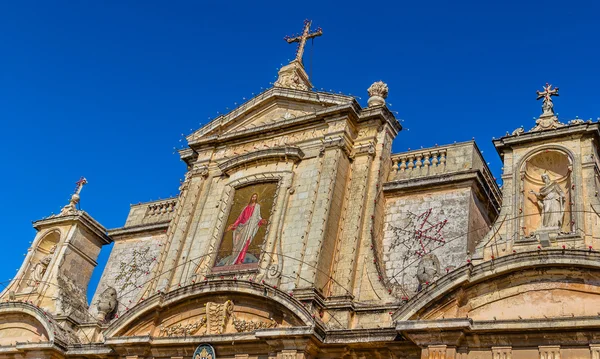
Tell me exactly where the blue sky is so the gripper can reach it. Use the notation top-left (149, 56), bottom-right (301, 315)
top-left (0, 1), bottom-right (598, 301)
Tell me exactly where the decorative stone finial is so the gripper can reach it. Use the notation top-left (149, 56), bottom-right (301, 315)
top-left (530, 83), bottom-right (564, 132)
top-left (59, 177), bottom-right (87, 216)
top-left (95, 286), bottom-right (117, 322)
top-left (274, 61), bottom-right (312, 91)
top-left (367, 81), bottom-right (389, 107)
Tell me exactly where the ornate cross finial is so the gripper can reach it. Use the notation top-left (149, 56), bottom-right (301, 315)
top-left (284, 19), bottom-right (322, 65)
top-left (536, 83), bottom-right (559, 116)
top-left (59, 177), bottom-right (88, 216)
top-left (74, 177), bottom-right (88, 196)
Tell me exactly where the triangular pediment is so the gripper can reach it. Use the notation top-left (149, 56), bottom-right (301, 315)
top-left (187, 87), bottom-right (355, 143)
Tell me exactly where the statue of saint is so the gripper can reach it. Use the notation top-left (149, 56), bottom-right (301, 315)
top-left (26, 245), bottom-right (57, 289)
top-left (529, 173), bottom-right (565, 230)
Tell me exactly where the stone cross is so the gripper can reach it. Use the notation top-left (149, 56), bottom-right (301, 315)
top-left (536, 83), bottom-right (559, 116)
top-left (284, 19), bottom-right (322, 65)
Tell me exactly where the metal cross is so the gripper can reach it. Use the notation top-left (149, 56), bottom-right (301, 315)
top-left (74, 177), bottom-right (88, 195)
top-left (284, 19), bottom-right (322, 65)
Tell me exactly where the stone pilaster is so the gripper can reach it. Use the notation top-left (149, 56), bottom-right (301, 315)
top-left (422, 345), bottom-right (456, 359)
top-left (539, 346), bottom-right (560, 359)
top-left (296, 137), bottom-right (350, 292)
top-left (329, 147), bottom-right (374, 297)
top-left (492, 347), bottom-right (512, 359)
top-left (150, 165), bottom-right (209, 293)
top-left (590, 345), bottom-right (600, 359)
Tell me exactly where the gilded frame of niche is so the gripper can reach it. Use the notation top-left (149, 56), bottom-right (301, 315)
top-left (208, 171), bottom-right (291, 275)
top-left (517, 146), bottom-right (574, 238)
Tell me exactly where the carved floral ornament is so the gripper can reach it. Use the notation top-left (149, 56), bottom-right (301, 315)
top-left (158, 300), bottom-right (279, 337)
top-left (367, 81), bottom-right (389, 108)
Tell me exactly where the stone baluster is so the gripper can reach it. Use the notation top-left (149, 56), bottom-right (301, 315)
top-left (415, 154), bottom-right (422, 168)
top-left (440, 150), bottom-right (447, 166)
top-left (408, 156), bottom-right (415, 169)
top-left (423, 152), bottom-right (431, 167)
top-left (392, 158), bottom-right (399, 173)
top-left (400, 158), bottom-right (407, 171)
top-left (432, 151), bottom-right (439, 166)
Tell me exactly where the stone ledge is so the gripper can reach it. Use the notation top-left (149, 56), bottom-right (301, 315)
top-left (108, 221), bottom-right (170, 239)
top-left (34, 211), bottom-right (111, 245)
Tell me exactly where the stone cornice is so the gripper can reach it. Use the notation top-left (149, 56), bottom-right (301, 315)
top-left (188, 87), bottom-right (356, 141)
top-left (33, 211), bottom-right (111, 245)
top-left (108, 220), bottom-right (170, 239)
top-left (397, 316), bottom-right (600, 347)
top-left (323, 327), bottom-right (399, 344)
top-left (494, 122), bottom-right (600, 156)
top-left (188, 102), bottom-right (361, 149)
top-left (358, 105), bottom-right (402, 136)
top-left (218, 146), bottom-right (305, 175)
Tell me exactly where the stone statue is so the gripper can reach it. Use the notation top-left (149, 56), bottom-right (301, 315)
top-left (96, 287), bottom-right (118, 321)
top-left (26, 245), bottom-right (56, 289)
top-left (416, 254), bottom-right (440, 291)
top-left (529, 173), bottom-right (565, 230)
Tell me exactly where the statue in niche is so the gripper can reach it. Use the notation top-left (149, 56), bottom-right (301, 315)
top-left (529, 173), bottom-right (566, 230)
top-left (26, 245), bottom-right (57, 289)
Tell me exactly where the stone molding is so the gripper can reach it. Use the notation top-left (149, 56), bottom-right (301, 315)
top-left (108, 221), bottom-right (170, 239)
top-left (188, 87), bottom-right (356, 142)
top-left (494, 122), bottom-right (600, 154)
top-left (218, 147), bottom-right (304, 175)
top-left (33, 211), bottom-right (111, 245)
top-left (102, 279), bottom-right (316, 339)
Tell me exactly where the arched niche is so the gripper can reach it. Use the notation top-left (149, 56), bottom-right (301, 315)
top-left (39, 231), bottom-right (60, 254)
top-left (393, 252), bottom-right (600, 322)
top-left (416, 266), bottom-right (600, 321)
top-left (520, 148), bottom-right (573, 237)
top-left (17, 230), bottom-right (61, 293)
top-left (0, 310), bottom-right (50, 346)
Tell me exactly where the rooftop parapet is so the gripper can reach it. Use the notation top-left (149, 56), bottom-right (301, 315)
top-left (386, 141), bottom-right (502, 208)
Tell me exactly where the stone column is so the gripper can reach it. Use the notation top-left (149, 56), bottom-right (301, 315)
top-left (539, 346), bottom-right (560, 359)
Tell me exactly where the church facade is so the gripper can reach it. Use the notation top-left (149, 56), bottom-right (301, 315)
top-left (2, 22), bottom-right (600, 359)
